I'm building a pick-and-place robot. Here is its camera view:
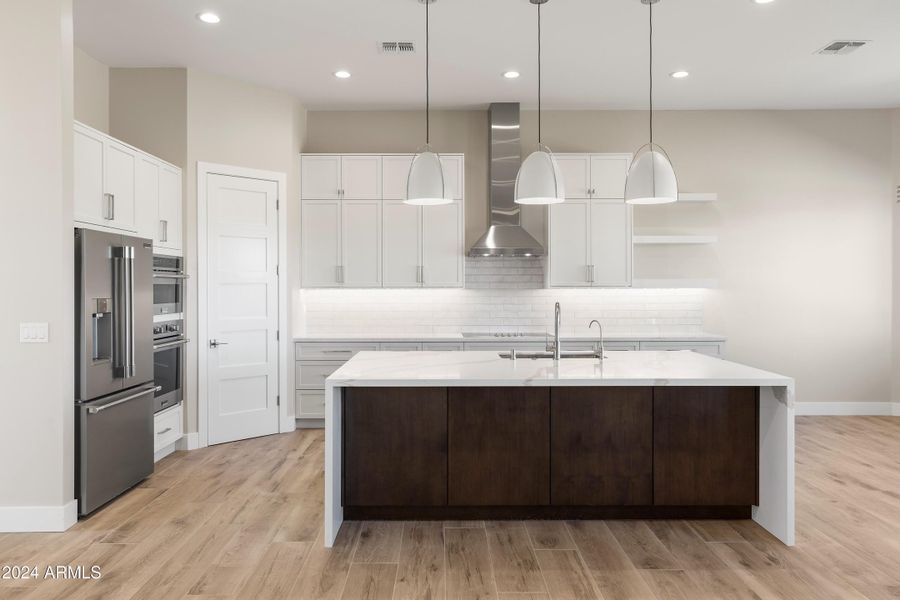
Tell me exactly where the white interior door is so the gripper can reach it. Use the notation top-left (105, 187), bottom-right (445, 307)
top-left (207, 173), bottom-right (280, 445)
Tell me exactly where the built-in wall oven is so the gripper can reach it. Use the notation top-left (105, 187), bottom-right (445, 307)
top-left (152, 255), bottom-right (185, 316)
top-left (153, 319), bottom-right (187, 413)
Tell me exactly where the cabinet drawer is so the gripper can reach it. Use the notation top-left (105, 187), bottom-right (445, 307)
top-left (463, 342), bottom-right (547, 352)
top-left (294, 342), bottom-right (379, 360)
top-left (639, 341), bottom-right (721, 356)
top-left (154, 404), bottom-right (182, 453)
top-left (295, 361), bottom-right (343, 389)
top-left (423, 342), bottom-right (464, 351)
top-left (381, 342), bottom-right (422, 351)
top-left (295, 390), bottom-right (326, 418)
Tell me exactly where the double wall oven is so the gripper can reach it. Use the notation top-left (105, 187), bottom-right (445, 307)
top-left (153, 255), bottom-right (188, 413)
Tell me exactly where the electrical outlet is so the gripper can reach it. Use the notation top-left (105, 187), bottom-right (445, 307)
top-left (19, 322), bottom-right (49, 343)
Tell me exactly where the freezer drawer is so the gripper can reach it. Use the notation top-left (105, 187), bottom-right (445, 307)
top-left (76, 383), bottom-right (157, 515)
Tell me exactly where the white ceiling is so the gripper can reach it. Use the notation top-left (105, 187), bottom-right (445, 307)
top-left (74, 0), bottom-right (900, 111)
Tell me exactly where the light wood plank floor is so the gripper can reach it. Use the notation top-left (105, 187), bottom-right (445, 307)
top-left (1, 416), bottom-right (898, 599)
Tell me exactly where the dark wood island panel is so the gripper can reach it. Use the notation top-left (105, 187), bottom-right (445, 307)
top-left (343, 387), bottom-right (448, 506)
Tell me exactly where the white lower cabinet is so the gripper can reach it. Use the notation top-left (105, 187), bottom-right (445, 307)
top-left (154, 404), bottom-right (183, 460)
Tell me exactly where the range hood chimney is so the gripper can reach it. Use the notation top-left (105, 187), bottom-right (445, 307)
top-left (468, 103), bottom-right (544, 257)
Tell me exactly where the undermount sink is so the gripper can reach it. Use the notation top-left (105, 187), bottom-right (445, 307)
top-left (498, 350), bottom-right (602, 360)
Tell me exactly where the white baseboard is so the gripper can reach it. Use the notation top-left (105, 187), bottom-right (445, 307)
top-left (296, 418), bottom-right (325, 429)
top-left (178, 432), bottom-right (202, 451)
top-left (796, 402), bottom-right (899, 416)
top-left (0, 500), bottom-right (77, 532)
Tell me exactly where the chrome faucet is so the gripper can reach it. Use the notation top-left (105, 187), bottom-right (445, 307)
top-left (589, 319), bottom-right (604, 361)
top-left (547, 302), bottom-right (561, 360)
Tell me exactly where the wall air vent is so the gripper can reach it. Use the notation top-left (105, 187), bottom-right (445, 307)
top-left (815, 40), bottom-right (869, 55)
top-left (380, 41), bottom-right (416, 54)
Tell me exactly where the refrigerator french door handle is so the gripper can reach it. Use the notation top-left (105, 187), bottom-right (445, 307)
top-left (126, 246), bottom-right (136, 378)
top-left (112, 248), bottom-right (126, 377)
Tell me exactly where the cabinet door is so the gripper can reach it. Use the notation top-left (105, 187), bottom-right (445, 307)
top-left (551, 387), bottom-right (652, 505)
top-left (382, 155), bottom-right (414, 200)
top-left (301, 155), bottom-right (341, 199)
top-left (654, 387), bottom-right (759, 506)
top-left (104, 140), bottom-right (137, 231)
top-left (382, 200), bottom-right (421, 287)
top-left (135, 156), bottom-right (159, 242)
top-left (422, 200), bottom-right (463, 287)
top-left (548, 200), bottom-right (591, 287)
top-left (301, 200), bottom-right (342, 287)
top-left (590, 200), bottom-right (631, 287)
top-left (590, 155), bottom-right (629, 199)
top-left (448, 387), bottom-right (550, 506)
top-left (344, 387), bottom-right (447, 506)
top-left (157, 166), bottom-right (182, 252)
top-left (341, 155), bottom-right (381, 199)
top-left (341, 200), bottom-right (382, 287)
top-left (74, 125), bottom-right (107, 226)
top-left (440, 155), bottom-right (464, 199)
top-left (555, 154), bottom-right (591, 198)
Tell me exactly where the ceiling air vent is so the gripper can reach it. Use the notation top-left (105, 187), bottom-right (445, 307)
top-left (380, 41), bottom-right (416, 54)
top-left (815, 40), bottom-right (869, 55)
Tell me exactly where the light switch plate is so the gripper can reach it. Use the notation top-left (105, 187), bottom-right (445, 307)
top-left (20, 322), bottom-right (49, 343)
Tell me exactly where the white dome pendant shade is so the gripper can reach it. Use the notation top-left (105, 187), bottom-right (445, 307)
top-left (624, 143), bottom-right (678, 204)
top-left (515, 149), bottom-right (565, 205)
top-left (405, 149), bottom-right (449, 206)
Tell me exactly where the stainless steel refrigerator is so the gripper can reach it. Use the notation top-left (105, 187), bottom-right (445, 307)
top-left (75, 228), bottom-right (156, 515)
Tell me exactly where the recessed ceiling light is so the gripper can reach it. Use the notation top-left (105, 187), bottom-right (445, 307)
top-left (333, 70), bottom-right (351, 79)
top-left (503, 71), bottom-right (521, 79)
top-left (753, 0), bottom-right (775, 4)
top-left (197, 12), bottom-right (221, 24)
top-left (670, 70), bottom-right (690, 79)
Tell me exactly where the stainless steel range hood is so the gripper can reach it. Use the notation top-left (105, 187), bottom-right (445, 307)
top-left (468, 103), bottom-right (544, 257)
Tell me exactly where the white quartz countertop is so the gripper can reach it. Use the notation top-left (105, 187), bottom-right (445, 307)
top-left (327, 350), bottom-right (792, 390)
top-left (296, 332), bottom-right (726, 343)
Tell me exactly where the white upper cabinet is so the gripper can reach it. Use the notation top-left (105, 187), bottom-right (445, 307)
top-left (382, 200), bottom-right (422, 287)
top-left (549, 200), bottom-right (592, 287)
top-left (341, 200), bottom-right (382, 287)
top-left (590, 154), bottom-right (630, 199)
top-left (74, 122), bottom-right (183, 249)
top-left (422, 200), bottom-right (464, 287)
top-left (74, 125), bottom-right (106, 227)
top-left (440, 155), bottom-right (464, 200)
top-left (590, 200), bottom-right (632, 287)
top-left (555, 155), bottom-right (591, 199)
top-left (301, 200), bottom-right (342, 287)
top-left (301, 155), bottom-right (342, 199)
top-left (382, 155), bottom-right (414, 200)
top-left (157, 166), bottom-right (182, 252)
top-left (340, 156), bottom-right (382, 199)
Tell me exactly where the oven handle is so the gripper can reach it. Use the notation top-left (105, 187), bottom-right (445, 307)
top-left (153, 273), bottom-right (189, 279)
top-left (153, 338), bottom-right (190, 351)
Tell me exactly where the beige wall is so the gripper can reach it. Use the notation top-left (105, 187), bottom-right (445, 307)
top-left (0, 0), bottom-right (74, 516)
top-left (307, 109), bottom-right (896, 408)
top-left (73, 46), bottom-right (107, 133)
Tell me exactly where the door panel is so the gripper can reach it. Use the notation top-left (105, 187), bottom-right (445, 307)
top-left (344, 387), bottom-right (447, 506)
top-left (341, 156), bottom-right (382, 199)
top-left (342, 200), bottom-right (382, 287)
top-left (448, 387), bottom-right (550, 506)
top-left (382, 200), bottom-right (421, 287)
top-left (105, 140), bottom-right (137, 231)
top-left (555, 155), bottom-right (591, 198)
top-left (74, 126), bottom-right (106, 226)
top-left (551, 387), bottom-right (652, 505)
top-left (301, 200), bottom-right (341, 287)
top-left (590, 200), bottom-right (632, 287)
top-left (590, 155), bottom-right (629, 199)
top-left (422, 200), bottom-right (463, 287)
top-left (654, 386), bottom-right (759, 506)
top-left (382, 155), bottom-right (414, 200)
top-left (301, 155), bottom-right (341, 199)
top-left (549, 200), bottom-right (591, 287)
top-left (207, 174), bottom-right (280, 445)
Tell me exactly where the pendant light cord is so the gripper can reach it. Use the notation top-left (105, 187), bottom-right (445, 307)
top-left (537, 2), bottom-right (542, 145)
top-left (649, 0), bottom-right (653, 146)
top-left (425, 0), bottom-right (430, 146)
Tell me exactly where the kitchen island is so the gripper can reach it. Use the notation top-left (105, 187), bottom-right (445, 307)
top-left (324, 351), bottom-right (795, 547)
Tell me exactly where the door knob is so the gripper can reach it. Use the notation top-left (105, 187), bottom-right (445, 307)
top-left (209, 339), bottom-right (229, 348)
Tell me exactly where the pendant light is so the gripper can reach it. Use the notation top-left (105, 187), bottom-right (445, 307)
top-left (625, 0), bottom-right (678, 205)
top-left (405, 0), bottom-right (450, 206)
top-left (514, 0), bottom-right (565, 205)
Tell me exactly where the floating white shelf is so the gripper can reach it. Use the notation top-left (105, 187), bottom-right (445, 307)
top-left (633, 234), bottom-right (718, 245)
top-left (632, 278), bottom-right (718, 289)
top-left (678, 192), bottom-right (718, 203)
